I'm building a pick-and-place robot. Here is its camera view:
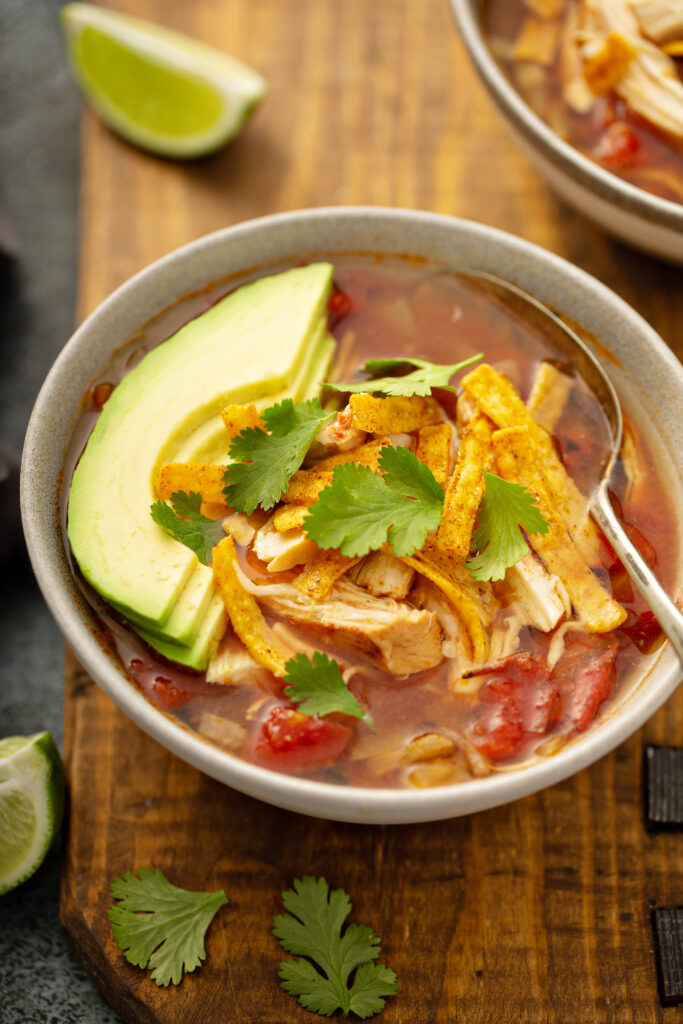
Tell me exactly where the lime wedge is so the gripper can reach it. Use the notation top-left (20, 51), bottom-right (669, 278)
top-left (0, 732), bottom-right (64, 896)
top-left (59, 3), bottom-right (267, 159)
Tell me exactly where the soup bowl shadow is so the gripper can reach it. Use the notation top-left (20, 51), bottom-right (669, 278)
top-left (21, 207), bottom-right (683, 824)
top-left (450, 0), bottom-right (683, 264)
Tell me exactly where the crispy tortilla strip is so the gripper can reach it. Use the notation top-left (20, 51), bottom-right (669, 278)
top-left (462, 363), bottom-right (602, 566)
top-left (526, 361), bottom-right (573, 433)
top-left (415, 423), bottom-right (452, 488)
top-left (294, 549), bottom-right (363, 601)
top-left (492, 427), bottom-right (626, 632)
top-left (212, 536), bottom-right (292, 676)
top-left (272, 504), bottom-right (310, 532)
top-left (349, 394), bottom-right (442, 434)
top-left (583, 33), bottom-right (636, 96)
top-left (400, 551), bottom-right (487, 664)
top-left (156, 462), bottom-right (227, 503)
top-left (201, 501), bottom-right (232, 520)
top-left (513, 15), bottom-right (561, 66)
top-left (283, 439), bottom-right (388, 504)
top-left (421, 535), bottom-right (499, 628)
top-left (221, 402), bottom-right (263, 440)
top-left (436, 412), bottom-right (493, 559)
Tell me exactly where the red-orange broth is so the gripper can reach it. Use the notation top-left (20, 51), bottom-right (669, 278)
top-left (484, 0), bottom-right (683, 206)
top-left (66, 256), bottom-right (677, 788)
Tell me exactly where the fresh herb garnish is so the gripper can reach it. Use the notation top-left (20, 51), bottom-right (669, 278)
top-left (223, 398), bottom-right (333, 514)
top-left (150, 490), bottom-right (225, 564)
top-left (465, 471), bottom-right (550, 582)
top-left (284, 652), bottom-right (374, 731)
top-left (324, 354), bottom-right (483, 397)
top-left (108, 867), bottom-right (228, 987)
top-left (304, 446), bottom-right (444, 558)
top-left (273, 875), bottom-right (398, 1019)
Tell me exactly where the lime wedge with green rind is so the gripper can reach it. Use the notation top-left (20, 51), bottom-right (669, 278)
top-left (59, 3), bottom-right (267, 159)
top-left (0, 732), bottom-right (64, 897)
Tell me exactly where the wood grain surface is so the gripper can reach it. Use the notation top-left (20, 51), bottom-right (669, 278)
top-left (62, 1), bottom-right (683, 1021)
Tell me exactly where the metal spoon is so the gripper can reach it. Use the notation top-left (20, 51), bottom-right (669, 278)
top-left (460, 269), bottom-right (683, 664)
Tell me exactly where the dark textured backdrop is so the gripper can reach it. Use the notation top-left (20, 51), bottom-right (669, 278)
top-left (0, 2), bottom-right (119, 1020)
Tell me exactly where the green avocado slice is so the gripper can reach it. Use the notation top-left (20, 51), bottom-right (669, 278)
top-left (68, 263), bottom-right (335, 668)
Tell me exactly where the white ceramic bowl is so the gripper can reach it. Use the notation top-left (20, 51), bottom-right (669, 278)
top-left (450, 0), bottom-right (683, 264)
top-left (21, 207), bottom-right (683, 823)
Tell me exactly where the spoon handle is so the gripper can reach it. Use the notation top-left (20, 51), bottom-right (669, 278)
top-left (593, 480), bottom-right (683, 664)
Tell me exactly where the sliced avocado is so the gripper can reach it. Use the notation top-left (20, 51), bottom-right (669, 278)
top-left (173, 314), bottom-right (332, 465)
top-left (135, 592), bottom-right (226, 670)
top-left (68, 263), bottom-right (334, 668)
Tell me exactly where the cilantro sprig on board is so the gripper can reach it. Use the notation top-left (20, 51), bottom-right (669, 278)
top-left (273, 875), bottom-right (398, 1019)
top-left (108, 867), bottom-right (228, 987)
top-left (150, 491), bottom-right (225, 565)
top-left (324, 353), bottom-right (483, 397)
top-left (284, 652), bottom-right (375, 732)
top-left (223, 398), bottom-right (333, 514)
top-left (466, 472), bottom-right (550, 582)
top-left (303, 446), bottom-right (444, 558)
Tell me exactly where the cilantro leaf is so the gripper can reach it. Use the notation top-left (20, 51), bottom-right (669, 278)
top-left (304, 446), bottom-right (444, 558)
top-left (108, 867), bottom-right (228, 987)
top-left (284, 652), bottom-right (375, 731)
top-left (324, 353), bottom-right (483, 397)
top-left (150, 491), bottom-right (225, 564)
top-left (273, 875), bottom-right (397, 1019)
top-left (223, 398), bottom-right (333, 514)
top-left (465, 472), bottom-right (550, 582)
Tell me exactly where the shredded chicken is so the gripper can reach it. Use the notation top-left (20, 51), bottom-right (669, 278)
top-left (575, 0), bottom-right (683, 141)
top-left (207, 634), bottom-right (266, 685)
top-left (259, 578), bottom-right (444, 677)
top-left (305, 404), bottom-right (366, 464)
top-left (252, 518), bottom-right (318, 573)
top-left (348, 550), bottom-right (415, 600)
top-left (502, 553), bottom-right (571, 632)
top-left (196, 712), bottom-right (246, 751)
top-left (631, 2), bottom-right (683, 46)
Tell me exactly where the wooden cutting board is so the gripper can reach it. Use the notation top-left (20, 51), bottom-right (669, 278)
top-left (61, 2), bottom-right (683, 1021)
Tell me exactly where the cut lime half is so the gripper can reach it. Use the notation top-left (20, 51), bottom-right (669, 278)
top-left (59, 3), bottom-right (267, 159)
top-left (0, 732), bottom-right (64, 897)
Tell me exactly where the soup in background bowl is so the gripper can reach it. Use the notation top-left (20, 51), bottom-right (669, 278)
top-left (450, 0), bottom-right (683, 263)
top-left (21, 208), bottom-right (683, 823)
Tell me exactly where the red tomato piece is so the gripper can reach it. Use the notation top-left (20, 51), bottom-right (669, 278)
top-left (328, 288), bottom-right (353, 326)
top-left (594, 123), bottom-right (642, 169)
top-left (473, 661), bottom-right (561, 760)
top-left (249, 705), bottom-right (352, 772)
top-left (521, 680), bottom-right (562, 736)
top-left (551, 634), bottom-right (618, 732)
top-left (472, 688), bottom-right (524, 762)
top-left (151, 675), bottom-right (193, 709)
top-left (619, 609), bottom-right (663, 654)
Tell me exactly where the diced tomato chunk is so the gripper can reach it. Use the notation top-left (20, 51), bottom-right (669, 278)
top-left (472, 690), bottom-right (524, 762)
top-left (151, 675), bottom-right (193, 709)
top-left (248, 705), bottom-right (352, 772)
top-left (523, 680), bottom-right (562, 736)
top-left (328, 288), bottom-right (353, 326)
top-left (594, 123), bottom-right (642, 168)
top-left (469, 653), bottom-right (563, 762)
top-left (551, 634), bottom-right (618, 731)
top-left (619, 609), bottom-right (663, 654)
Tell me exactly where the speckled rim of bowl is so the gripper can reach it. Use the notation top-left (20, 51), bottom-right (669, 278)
top-left (449, 0), bottom-right (683, 231)
top-left (21, 206), bottom-right (683, 825)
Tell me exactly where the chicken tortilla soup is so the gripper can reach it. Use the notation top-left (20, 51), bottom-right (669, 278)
top-left (483, 0), bottom-right (683, 205)
top-left (65, 256), bottom-right (677, 789)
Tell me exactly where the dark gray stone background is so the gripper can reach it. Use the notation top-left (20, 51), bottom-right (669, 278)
top-left (0, 2), bottom-right (120, 1021)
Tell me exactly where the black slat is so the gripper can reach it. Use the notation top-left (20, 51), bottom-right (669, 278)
top-left (653, 908), bottom-right (683, 1005)
top-left (644, 746), bottom-right (683, 831)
